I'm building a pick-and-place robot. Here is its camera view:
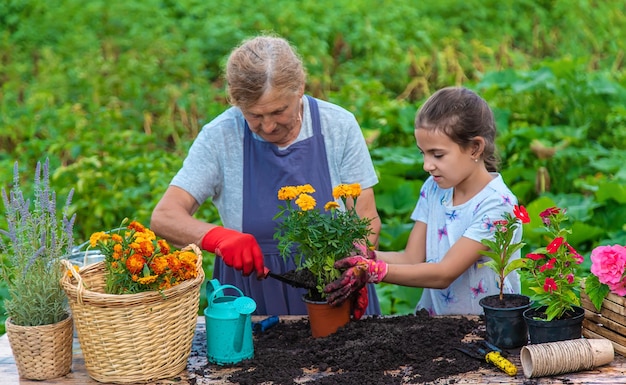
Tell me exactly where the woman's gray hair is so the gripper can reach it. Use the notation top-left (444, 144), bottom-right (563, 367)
top-left (226, 34), bottom-right (306, 110)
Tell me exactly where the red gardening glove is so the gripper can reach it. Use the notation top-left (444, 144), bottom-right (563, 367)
top-left (352, 242), bottom-right (377, 259)
top-left (201, 227), bottom-right (265, 278)
top-left (324, 255), bottom-right (388, 306)
top-left (351, 243), bottom-right (374, 320)
top-left (351, 286), bottom-right (369, 320)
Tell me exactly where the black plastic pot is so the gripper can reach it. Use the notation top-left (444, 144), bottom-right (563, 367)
top-left (523, 305), bottom-right (585, 344)
top-left (479, 294), bottom-right (532, 349)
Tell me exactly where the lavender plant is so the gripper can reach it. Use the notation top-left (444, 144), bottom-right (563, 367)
top-left (0, 159), bottom-right (76, 326)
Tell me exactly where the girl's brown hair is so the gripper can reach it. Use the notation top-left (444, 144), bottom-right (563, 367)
top-left (415, 87), bottom-right (499, 172)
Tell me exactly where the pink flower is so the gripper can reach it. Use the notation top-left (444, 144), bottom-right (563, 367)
top-left (590, 245), bottom-right (626, 287)
top-left (566, 274), bottom-right (575, 284)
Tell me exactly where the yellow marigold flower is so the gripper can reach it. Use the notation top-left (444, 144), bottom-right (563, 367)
top-left (348, 183), bottom-right (362, 198)
top-left (178, 250), bottom-right (197, 266)
top-left (295, 193), bottom-right (316, 211)
top-left (324, 201), bottom-right (340, 211)
top-left (297, 184), bottom-right (316, 195)
top-left (67, 264), bottom-right (80, 277)
top-left (89, 231), bottom-right (110, 247)
top-left (277, 186), bottom-right (299, 200)
top-left (332, 184), bottom-right (348, 200)
top-left (137, 275), bottom-right (158, 285)
top-left (126, 254), bottom-right (146, 274)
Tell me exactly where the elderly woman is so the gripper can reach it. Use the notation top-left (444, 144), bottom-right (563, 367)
top-left (151, 34), bottom-right (381, 316)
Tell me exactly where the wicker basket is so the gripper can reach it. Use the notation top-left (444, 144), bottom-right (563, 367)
top-left (5, 315), bottom-right (73, 380)
top-left (60, 244), bottom-right (204, 384)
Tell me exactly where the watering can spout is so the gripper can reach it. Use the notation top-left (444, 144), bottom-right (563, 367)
top-left (233, 296), bottom-right (256, 352)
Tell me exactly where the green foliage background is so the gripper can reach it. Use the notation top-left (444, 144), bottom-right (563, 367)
top-left (1, 0), bottom-right (626, 330)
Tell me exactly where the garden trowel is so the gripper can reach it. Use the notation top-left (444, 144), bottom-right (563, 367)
top-left (456, 340), bottom-right (518, 376)
top-left (263, 267), bottom-right (316, 289)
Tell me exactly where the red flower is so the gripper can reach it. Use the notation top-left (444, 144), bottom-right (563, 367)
top-left (539, 258), bottom-right (557, 272)
top-left (539, 207), bottom-right (561, 226)
top-left (493, 219), bottom-right (509, 232)
top-left (546, 237), bottom-right (564, 254)
top-left (543, 277), bottom-right (558, 293)
top-left (567, 243), bottom-right (584, 264)
top-left (526, 253), bottom-right (545, 261)
top-left (514, 205), bottom-right (530, 224)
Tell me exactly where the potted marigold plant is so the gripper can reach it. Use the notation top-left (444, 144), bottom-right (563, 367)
top-left (0, 159), bottom-right (75, 380)
top-left (520, 206), bottom-right (585, 344)
top-left (273, 183), bottom-right (372, 337)
top-left (478, 205), bottom-right (532, 349)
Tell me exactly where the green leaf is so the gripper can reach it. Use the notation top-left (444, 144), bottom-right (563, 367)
top-left (584, 275), bottom-right (610, 311)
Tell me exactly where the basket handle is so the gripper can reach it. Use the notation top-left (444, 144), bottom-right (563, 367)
top-left (61, 259), bottom-right (88, 305)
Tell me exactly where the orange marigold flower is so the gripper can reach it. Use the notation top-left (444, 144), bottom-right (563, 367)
top-left (111, 234), bottom-right (123, 243)
top-left (130, 240), bottom-right (155, 257)
top-left (277, 186), bottom-right (299, 201)
top-left (167, 254), bottom-right (182, 272)
top-left (128, 220), bottom-right (146, 233)
top-left (150, 256), bottom-right (169, 275)
top-left (295, 193), bottom-right (316, 211)
top-left (126, 254), bottom-right (146, 274)
top-left (157, 239), bottom-right (170, 255)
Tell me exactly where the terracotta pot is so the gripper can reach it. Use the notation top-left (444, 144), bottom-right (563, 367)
top-left (303, 296), bottom-right (351, 338)
top-left (5, 314), bottom-right (73, 380)
top-left (479, 294), bottom-right (532, 349)
top-left (523, 305), bottom-right (585, 344)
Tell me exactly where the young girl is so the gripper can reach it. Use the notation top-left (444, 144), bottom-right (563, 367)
top-left (324, 86), bottom-right (522, 315)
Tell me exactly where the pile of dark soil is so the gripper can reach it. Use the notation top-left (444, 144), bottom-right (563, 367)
top-left (190, 310), bottom-right (493, 385)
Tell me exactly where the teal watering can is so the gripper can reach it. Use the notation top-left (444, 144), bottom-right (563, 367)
top-left (204, 279), bottom-right (256, 365)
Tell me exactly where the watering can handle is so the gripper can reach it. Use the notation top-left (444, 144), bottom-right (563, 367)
top-left (207, 281), bottom-right (245, 305)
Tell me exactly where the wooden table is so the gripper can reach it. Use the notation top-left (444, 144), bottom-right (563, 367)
top-left (2, 316), bottom-right (626, 384)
